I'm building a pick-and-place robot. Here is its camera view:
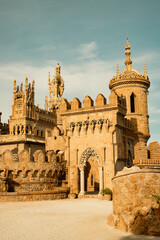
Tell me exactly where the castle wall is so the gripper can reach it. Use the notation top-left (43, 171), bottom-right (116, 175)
top-left (134, 141), bottom-right (160, 165)
top-left (58, 93), bottom-right (135, 194)
top-left (0, 145), bottom-right (66, 193)
top-left (108, 166), bottom-right (160, 235)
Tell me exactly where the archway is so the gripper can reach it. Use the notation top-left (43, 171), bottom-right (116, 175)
top-left (79, 147), bottom-right (103, 195)
top-left (85, 155), bottom-right (99, 192)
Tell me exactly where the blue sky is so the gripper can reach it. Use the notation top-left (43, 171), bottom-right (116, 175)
top-left (0, 0), bottom-right (160, 143)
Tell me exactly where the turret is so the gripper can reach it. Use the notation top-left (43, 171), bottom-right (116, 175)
top-left (109, 37), bottom-right (150, 143)
top-left (48, 63), bottom-right (64, 111)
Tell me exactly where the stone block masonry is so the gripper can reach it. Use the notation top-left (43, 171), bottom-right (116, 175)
top-left (108, 166), bottom-right (160, 236)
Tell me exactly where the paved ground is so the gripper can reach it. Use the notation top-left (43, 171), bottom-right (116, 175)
top-left (0, 198), bottom-right (159, 240)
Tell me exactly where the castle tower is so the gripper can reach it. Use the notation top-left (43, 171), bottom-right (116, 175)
top-left (9, 77), bottom-right (55, 137)
top-left (109, 37), bottom-right (150, 143)
top-left (9, 78), bottom-right (36, 135)
top-left (48, 63), bottom-right (64, 111)
top-left (11, 78), bottom-right (35, 120)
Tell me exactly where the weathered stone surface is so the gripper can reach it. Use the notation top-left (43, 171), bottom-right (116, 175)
top-left (108, 166), bottom-right (160, 236)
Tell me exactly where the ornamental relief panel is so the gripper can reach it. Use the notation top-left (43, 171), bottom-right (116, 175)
top-left (80, 147), bottom-right (100, 166)
top-left (68, 118), bottom-right (111, 136)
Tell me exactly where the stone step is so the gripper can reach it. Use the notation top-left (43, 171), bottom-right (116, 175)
top-left (78, 192), bottom-right (100, 199)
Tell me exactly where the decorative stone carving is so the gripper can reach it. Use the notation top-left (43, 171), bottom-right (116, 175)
top-left (48, 64), bottom-right (64, 110)
top-left (68, 118), bottom-right (112, 135)
top-left (80, 147), bottom-right (100, 165)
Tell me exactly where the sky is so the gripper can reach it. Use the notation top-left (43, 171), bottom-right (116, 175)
top-left (0, 0), bottom-right (160, 144)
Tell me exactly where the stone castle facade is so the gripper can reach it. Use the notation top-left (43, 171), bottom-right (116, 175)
top-left (0, 37), bottom-right (158, 198)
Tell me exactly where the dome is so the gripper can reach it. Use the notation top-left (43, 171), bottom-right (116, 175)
top-left (109, 37), bottom-right (149, 85)
top-left (120, 68), bottom-right (143, 79)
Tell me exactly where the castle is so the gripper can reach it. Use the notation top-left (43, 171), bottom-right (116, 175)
top-left (0, 37), bottom-right (158, 199)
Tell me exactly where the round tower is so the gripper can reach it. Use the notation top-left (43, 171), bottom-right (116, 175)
top-left (109, 37), bottom-right (150, 143)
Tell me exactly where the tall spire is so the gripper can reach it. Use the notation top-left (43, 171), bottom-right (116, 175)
top-left (144, 63), bottom-right (147, 79)
top-left (124, 36), bottom-right (132, 70)
top-left (116, 64), bottom-right (119, 79)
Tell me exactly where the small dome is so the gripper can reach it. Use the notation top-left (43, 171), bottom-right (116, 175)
top-left (120, 68), bottom-right (143, 79)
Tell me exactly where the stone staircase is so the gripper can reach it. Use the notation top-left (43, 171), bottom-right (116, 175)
top-left (78, 191), bottom-right (100, 199)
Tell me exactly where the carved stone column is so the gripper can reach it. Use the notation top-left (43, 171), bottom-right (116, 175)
top-left (98, 166), bottom-right (103, 194)
top-left (79, 166), bottom-right (85, 195)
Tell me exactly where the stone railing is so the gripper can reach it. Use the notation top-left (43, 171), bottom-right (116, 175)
top-left (133, 158), bottom-right (160, 165)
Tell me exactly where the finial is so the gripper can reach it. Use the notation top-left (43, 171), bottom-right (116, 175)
top-left (124, 36), bottom-right (132, 70)
top-left (45, 96), bottom-right (48, 111)
top-left (20, 83), bottom-right (23, 92)
top-left (32, 80), bottom-right (35, 90)
top-left (48, 72), bottom-right (50, 82)
top-left (55, 63), bottom-right (61, 75)
top-left (144, 63), bottom-right (147, 79)
top-left (13, 80), bottom-right (16, 92)
top-left (126, 36), bottom-right (129, 44)
top-left (116, 64), bottom-right (119, 79)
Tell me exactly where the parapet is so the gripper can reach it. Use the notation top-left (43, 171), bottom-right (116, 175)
top-left (83, 96), bottom-right (94, 108)
top-left (59, 92), bottom-right (126, 114)
top-left (95, 93), bottom-right (106, 106)
top-left (133, 141), bottom-right (160, 166)
top-left (71, 98), bottom-right (82, 110)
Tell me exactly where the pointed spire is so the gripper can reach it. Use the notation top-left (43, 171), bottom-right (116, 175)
top-left (25, 77), bottom-right (28, 91)
top-left (32, 80), bottom-right (35, 91)
top-left (144, 63), bottom-right (147, 79)
top-left (20, 82), bottom-right (23, 92)
top-left (13, 80), bottom-right (16, 93)
top-left (55, 63), bottom-right (61, 75)
top-left (116, 64), bottom-right (119, 79)
top-left (124, 36), bottom-right (132, 70)
top-left (48, 72), bottom-right (50, 83)
top-left (45, 96), bottom-right (48, 111)
top-left (13, 80), bottom-right (16, 103)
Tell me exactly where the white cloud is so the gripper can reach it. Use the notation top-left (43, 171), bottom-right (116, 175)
top-left (134, 51), bottom-right (160, 65)
top-left (149, 106), bottom-right (160, 115)
top-left (78, 42), bottom-right (98, 60)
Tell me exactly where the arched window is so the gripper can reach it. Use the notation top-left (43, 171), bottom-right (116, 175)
top-left (13, 126), bottom-right (15, 135)
top-left (26, 125), bottom-right (28, 134)
top-left (21, 125), bottom-right (24, 134)
top-left (147, 150), bottom-right (151, 159)
top-left (45, 155), bottom-right (48, 162)
top-left (130, 93), bottom-right (135, 113)
top-left (17, 126), bottom-right (20, 135)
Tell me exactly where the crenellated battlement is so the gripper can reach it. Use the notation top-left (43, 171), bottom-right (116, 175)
top-left (133, 141), bottom-right (160, 166)
top-left (60, 92), bottom-right (126, 114)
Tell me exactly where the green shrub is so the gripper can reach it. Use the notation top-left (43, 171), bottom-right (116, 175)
top-left (152, 194), bottom-right (160, 208)
top-left (101, 188), bottom-right (112, 195)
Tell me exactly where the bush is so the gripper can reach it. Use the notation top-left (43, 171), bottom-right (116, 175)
top-left (101, 188), bottom-right (112, 195)
top-left (152, 194), bottom-right (160, 208)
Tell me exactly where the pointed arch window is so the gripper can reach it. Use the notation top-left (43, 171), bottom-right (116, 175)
top-left (130, 93), bottom-right (135, 113)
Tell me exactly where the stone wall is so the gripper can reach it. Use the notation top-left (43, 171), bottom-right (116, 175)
top-left (134, 141), bottom-right (160, 165)
top-left (0, 148), bottom-right (66, 193)
top-left (0, 189), bottom-right (69, 202)
top-left (108, 166), bottom-right (160, 236)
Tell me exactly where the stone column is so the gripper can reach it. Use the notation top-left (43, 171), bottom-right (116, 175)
top-left (98, 166), bottom-right (103, 194)
top-left (79, 166), bottom-right (85, 195)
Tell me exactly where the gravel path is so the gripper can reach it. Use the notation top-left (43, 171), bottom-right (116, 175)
top-left (0, 198), bottom-right (159, 240)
